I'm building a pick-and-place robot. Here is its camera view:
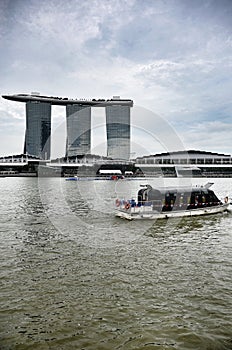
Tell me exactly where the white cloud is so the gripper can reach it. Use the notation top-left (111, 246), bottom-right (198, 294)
top-left (0, 101), bottom-right (25, 155)
top-left (181, 120), bottom-right (232, 154)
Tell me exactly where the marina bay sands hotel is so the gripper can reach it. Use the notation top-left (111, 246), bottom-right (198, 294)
top-left (2, 93), bottom-right (133, 161)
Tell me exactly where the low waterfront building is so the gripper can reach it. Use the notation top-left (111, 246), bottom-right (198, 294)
top-left (135, 150), bottom-right (232, 177)
top-left (136, 150), bottom-right (232, 165)
top-left (0, 153), bottom-right (137, 177)
top-left (0, 154), bottom-right (42, 176)
top-left (1, 150), bottom-right (232, 177)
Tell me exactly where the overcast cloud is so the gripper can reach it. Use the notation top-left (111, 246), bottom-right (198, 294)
top-left (0, 0), bottom-right (232, 157)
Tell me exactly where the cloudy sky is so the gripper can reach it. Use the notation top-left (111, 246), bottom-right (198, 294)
top-left (0, 0), bottom-right (232, 158)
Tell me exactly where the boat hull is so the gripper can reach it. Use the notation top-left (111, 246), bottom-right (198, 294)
top-left (115, 203), bottom-right (229, 220)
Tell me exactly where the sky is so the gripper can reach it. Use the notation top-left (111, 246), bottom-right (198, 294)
top-left (0, 0), bottom-right (232, 158)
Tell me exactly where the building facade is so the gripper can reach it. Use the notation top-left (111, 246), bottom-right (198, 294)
top-left (135, 150), bottom-right (232, 165)
top-left (66, 104), bottom-right (91, 157)
top-left (24, 101), bottom-right (51, 160)
top-left (106, 105), bottom-right (131, 160)
top-left (135, 150), bottom-right (232, 177)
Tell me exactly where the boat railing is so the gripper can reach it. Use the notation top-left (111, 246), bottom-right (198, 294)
top-left (115, 199), bottom-right (163, 213)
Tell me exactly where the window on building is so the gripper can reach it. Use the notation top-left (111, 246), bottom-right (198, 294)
top-left (214, 158), bottom-right (221, 164)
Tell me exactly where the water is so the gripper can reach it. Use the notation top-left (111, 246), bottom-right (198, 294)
top-left (0, 177), bottom-right (232, 350)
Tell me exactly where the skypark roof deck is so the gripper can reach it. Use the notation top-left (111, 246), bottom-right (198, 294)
top-left (2, 94), bottom-right (133, 107)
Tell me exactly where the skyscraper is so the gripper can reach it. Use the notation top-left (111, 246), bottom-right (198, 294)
top-left (2, 93), bottom-right (133, 160)
top-left (24, 101), bottom-right (51, 159)
top-left (66, 104), bottom-right (91, 157)
top-left (105, 104), bottom-right (131, 160)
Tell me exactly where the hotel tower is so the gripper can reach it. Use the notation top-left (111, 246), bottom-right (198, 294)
top-left (2, 93), bottom-right (133, 160)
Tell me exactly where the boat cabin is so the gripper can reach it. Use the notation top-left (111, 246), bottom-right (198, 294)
top-left (137, 184), bottom-right (222, 212)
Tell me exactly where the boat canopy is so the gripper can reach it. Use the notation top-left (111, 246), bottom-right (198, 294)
top-left (137, 183), bottom-right (219, 204)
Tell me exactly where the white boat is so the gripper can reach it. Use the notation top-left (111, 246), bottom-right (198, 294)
top-left (115, 183), bottom-right (230, 220)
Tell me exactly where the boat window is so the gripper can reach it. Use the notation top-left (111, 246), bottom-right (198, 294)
top-left (195, 194), bottom-right (203, 204)
top-left (208, 190), bottom-right (220, 202)
top-left (165, 192), bottom-right (176, 206)
top-left (174, 193), bottom-right (184, 207)
top-left (147, 189), bottom-right (162, 201)
top-left (190, 192), bottom-right (198, 205)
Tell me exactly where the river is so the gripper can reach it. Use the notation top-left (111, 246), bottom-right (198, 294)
top-left (0, 177), bottom-right (232, 350)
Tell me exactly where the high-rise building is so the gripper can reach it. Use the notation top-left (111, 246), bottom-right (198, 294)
top-left (2, 93), bottom-right (133, 160)
top-left (24, 101), bottom-right (51, 159)
top-left (105, 104), bottom-right (131, 160)
top-left (66, 104), bottom-right (91, 157)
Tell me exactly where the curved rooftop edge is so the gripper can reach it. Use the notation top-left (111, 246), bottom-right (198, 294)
top-left (2, 94), bottom-right (134, 107)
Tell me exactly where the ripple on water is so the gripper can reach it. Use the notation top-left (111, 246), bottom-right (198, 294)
top-left (0, 178), bottom-right (232, 350)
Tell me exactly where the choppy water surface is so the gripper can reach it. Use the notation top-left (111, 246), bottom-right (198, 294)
top-left (0, 177), bottom-right (232, 350)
